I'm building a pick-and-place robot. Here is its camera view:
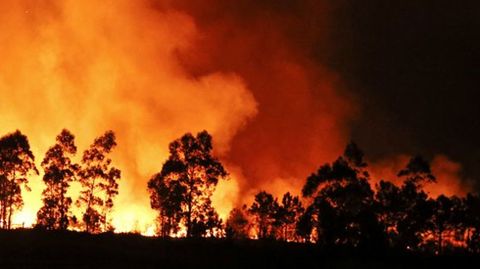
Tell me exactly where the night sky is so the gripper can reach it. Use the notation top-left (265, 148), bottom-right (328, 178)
top-left (327, 1), bottom-right (480, 188)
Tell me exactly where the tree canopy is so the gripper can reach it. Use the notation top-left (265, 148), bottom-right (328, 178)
top-left (148, 131), bottom-right (227, 237)
top-left (0, 130), bottom-right (37, 229)
top-left (77, 131), bottom-right (121, 233)
top-left (37, 129), bottom-right (79, 230)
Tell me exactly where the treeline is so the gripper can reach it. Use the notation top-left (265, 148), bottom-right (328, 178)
top-left (146, 131), bottom-right (480, 255)
top-left (0, 129), bottom-right (120, 232)
top-left (224, 144), bottom-right (480, 255)
top-left (1, 129), bottom-right (480, 255)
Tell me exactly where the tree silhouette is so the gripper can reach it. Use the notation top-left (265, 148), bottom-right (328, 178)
top-left (375, 180), bottom-right (403, 247)
top-left (382, 181), bottom-right (433, 251)
top-left (397, 156), bottom-right (436, 251)
top-left (149, 175), bottom-right (184, 237)
top-left (429, 195), bottom-right (456, 253)
top-left (148, 131), bottom-right (227, 238)
top-left (377, 156), bottom-right (436, 251)
top-left (426, 195), bottom-right (467, 254)
top-left (3, 127), bottom-right (480, 256)
top-left (296, 205), bottom-right (314, 243)
top-left (36, 130), bottom-right (79, 230)
top-left (465, 194), bottom-right (480, 253)
top-left (77, 131), bottom-right (121, 233)
top-left (249, 191), bottom-right (279, 239)
top-left (0, 131), bottom-right (37, 229)
top-left (274, 192), bottom-right (304, 241)
top-left (302, 142), bottom-right (384, 248)
top-left (226, 205), bottom-right (250, 239)
top-left (191, 199), bottom-right (223, 237)
top-left (398, 155), bottom-right (436, 186)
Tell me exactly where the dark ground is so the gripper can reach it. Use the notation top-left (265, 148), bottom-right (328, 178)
top-left (0, 229), bottom-right (478, 268)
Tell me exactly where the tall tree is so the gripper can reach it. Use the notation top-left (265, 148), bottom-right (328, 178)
top-left (376, 155), bottom-right (436, 251)
top-left (274, 192), bottom-right (304, 241)
top-left (226, 205), bottom-right (250, 240)
top-left (249, 191), bottom-right (278, 239)
top-left (37, 129), bottom-right (79, 230)
top-left (465, 194), bottom-right (480, 253)
top-left (148, 131), bottom-right (227, 238)
top-left (296, 205), bottom-right (314, 243)
top-left (77, 131), bottom-right (121, 233)
top-left (428, 195), bottom-right (466, 254)
top-left (375, 180), bottom-right (403, 247)
top-left (0, 130), bottom-right (37, 229)
top-left (302, 142), bottom-right (384, 248)
top-left (397, 156), bottom-right (436, 251)
top-left (148, 175), bottom-right (184, 237)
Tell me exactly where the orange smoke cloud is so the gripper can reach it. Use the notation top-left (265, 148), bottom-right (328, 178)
top-left (169, 0), bottom-right (356, 202)
top-left (369, 155), bottom-right (470, 197)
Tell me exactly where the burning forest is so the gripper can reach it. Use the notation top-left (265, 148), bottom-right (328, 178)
top-left (1, 128), bottom-right (480, 255)
top-left (0, 0), bottom-right (479, 267)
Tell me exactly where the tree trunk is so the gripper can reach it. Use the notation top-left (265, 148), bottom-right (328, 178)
top-left (0, 198), bottom-right (5, 229)
top-left (6, 187), bottom-right (13, 230)
top-left (7, 199), bottom-right (12, 230)
top-left (186, 169), bottom-right (194, 238)
top-left (60, 184), bottom-right (65, 230)
top-left (438, 227), bottom-right (443, 255)
top-left (85, 178), bottom-right (96, 233)
top-left (0, 180), bottom-right (4, 229)
top-left (187, 195), bottom-right (192, 237)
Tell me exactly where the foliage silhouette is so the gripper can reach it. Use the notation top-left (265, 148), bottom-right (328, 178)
top-left (1, 129), bottom-right (480, 257)
top-left (301, 142), bottom-right (385, 249)
top-left (148, 131), bottom-right (227, 238)
top-left (36, 129), bottom-right (79, 230)
top-left (248, 191), bottom-right (279, 239)
top-left (376, 156), bottom-right (436, 251)
top-left (0, 130), bottom-right (38, 229)
top-left (427, 195), bottom-right (465, 254)
top-left (77, 131), bottom-right (121, 233)
top-left (274, 192), bottom-right (304, 241)
top-left (398, 155), bottom-right (436, 186)
top-left (465, 194), bottom-right (480, 253)
top-left (226, 205), bottom-right (250, 240)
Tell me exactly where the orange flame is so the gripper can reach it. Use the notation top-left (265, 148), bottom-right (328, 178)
top-left (1, 0), bottom-right (257, 232)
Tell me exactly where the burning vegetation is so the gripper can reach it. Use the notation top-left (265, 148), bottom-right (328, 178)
top-left (0, 129), bottom-right (479, 255)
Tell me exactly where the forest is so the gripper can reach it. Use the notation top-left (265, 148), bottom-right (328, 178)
top-left (1, 128), bottom-right (480, 259)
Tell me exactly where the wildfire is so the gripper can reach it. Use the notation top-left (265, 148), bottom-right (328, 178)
top-left (0, 0), bottom-right (471, 236)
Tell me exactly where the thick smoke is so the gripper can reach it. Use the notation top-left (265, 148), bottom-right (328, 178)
top-left (165, 0), bottom-right (356, 201)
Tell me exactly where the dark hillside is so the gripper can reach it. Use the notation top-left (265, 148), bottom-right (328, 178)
top-left (0, 229), bottom-right (478, 269)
